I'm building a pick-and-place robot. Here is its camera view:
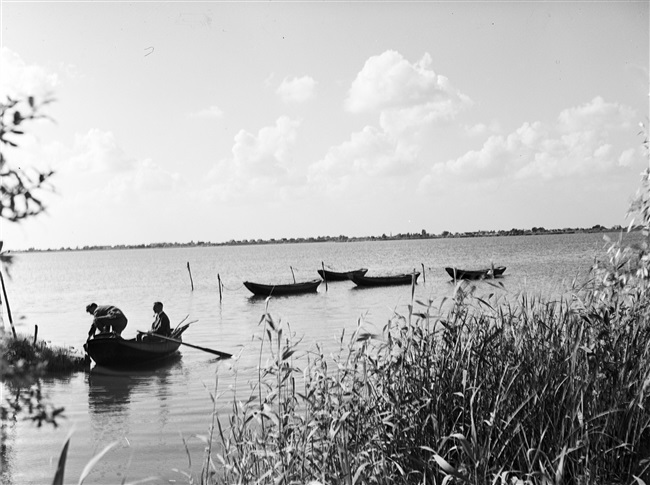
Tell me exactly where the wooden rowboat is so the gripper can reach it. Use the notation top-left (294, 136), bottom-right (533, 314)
top-left (350, 272), bottom-right (420, 287)
top-left (243, 279), bottom-right (321, 297)
top-left (492, 266), bottom-right (507, 277)
top-left (317, 268), bottom-right (368, 281)
top-left (84, 333), bottom-right (181, 367)
top-left (445, 266), bottom-right (506, 280)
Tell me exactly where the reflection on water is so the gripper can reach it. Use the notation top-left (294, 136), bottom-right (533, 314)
top-left (0, 415), bottom-right (17, 485)
top-left (87, 355), bottom-right (183, 442)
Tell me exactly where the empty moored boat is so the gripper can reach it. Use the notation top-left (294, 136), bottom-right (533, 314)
top-left (445, 266), bottom-right (506, 280)
top-left (317, 268), bottom-right (368, 281)
top-left (243, 279), bottom-right (321, 296)
top-left (350, 272), bottom-right (420, 287)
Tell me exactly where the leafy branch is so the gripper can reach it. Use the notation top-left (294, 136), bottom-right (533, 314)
top-left (0, 95), bottom-right (55, 224)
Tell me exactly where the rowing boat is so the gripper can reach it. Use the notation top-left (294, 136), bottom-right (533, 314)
top-left (243, 279), bottom-right (321, 296)
top-left (84, 322), bottom-right (191, 367)
top-left (350, 272), bottom-right (420, 287)
top-left (445, 266), bottom-right (507, 280)
top-left (84, 333), bottom-right (181, 367)
top-left (317, 268), bottom-right (368, 281)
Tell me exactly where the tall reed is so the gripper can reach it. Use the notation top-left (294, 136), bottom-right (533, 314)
top-left (202, 256), bottom-right (649, 484)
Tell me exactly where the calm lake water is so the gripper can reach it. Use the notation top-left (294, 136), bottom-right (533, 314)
top-left (0, 233), bottom-right (626, 484)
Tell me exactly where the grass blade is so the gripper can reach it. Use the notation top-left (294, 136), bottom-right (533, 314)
top-left (78, 441), bottom-right (119, 485)
top-left (51, 434), bottom-right (71, 485)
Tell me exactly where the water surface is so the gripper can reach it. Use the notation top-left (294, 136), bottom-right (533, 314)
top-left (0, 233), bottom-right (621, 484)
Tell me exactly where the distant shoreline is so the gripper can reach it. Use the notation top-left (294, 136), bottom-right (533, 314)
top-left (13, 225), bottom-right (628, 253)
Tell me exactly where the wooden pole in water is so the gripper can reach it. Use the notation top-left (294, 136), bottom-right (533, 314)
top-left (33, 325), bottom-right (38, 346)
top-left (411, 268), bottom-right (417, 302)
top-left (187, 262), bottom-right (194, 291)
top-left (290, 266), bottom-right (296, 283)
top-left (421, 263), bottom-right (426, 283)
top-left (0, 269), bottom-right (16, 339)
top-left (321, 261), bottom-right (328, 291)
top-left (217, 273), bottom-right (223, 302)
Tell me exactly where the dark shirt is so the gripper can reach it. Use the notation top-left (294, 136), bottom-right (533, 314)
top-left (93, 305), bottom-right (125, 322)
top-left (152, 311), bottom-right (171, 337)
top-left (89, 305), bottom-right (128, 337)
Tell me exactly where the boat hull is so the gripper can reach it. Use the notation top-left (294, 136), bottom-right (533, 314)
top-left (445, 266), bottom-right (506, 280)
top-left (244, 279), bottom-right (321, 296)
top-left (84, 334), bottom-right (181, 367)
top-left (317, 268), bottom-right (368, 281)
top-left (350, 272), bottom-right (420, 287)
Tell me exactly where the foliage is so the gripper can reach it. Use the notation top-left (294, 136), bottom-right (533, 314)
top-left (0, 94), bottom-right (54, 273)
top-left (1, 93), bottom-right (60, 432)
top-left (1, 334), bottom-right (87, 429)
top-left (0, 95), bottom-right (55, 224)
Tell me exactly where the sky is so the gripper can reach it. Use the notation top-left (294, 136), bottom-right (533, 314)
top-left (1, 1), bottom-right (648, 250)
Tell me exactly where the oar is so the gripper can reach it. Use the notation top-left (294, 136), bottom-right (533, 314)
top-left (137, 331), bottom-right (232, 359)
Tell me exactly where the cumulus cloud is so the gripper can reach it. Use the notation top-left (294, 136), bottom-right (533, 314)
top-left (464, 120), bottom-right (502, 137)
top-left (418, 97), bottom-right (641, 193)
top-left (311, 126), bottom-right (395, 183)
top-left (189, 105), bottom-right (224, 119)
top-left (276, 76), bottom-right (317, 103)
top-left (231, 116), bottom-right (300, 174)
top-left (130, 158), bottom-right (181, 192)
top-left (309, 123), bottom-right (421, 195)
top-left (0, 47), bottom-right (58, 99)
top-left (345, 50), bottom-right (471, 119)
top-left (44, 129), bottom-right (182, 208)
top-left (557, 96), bottom-right (635, 133)
top-left (618, 148), bottom-right (639, 167)
top-left (310, 51), bottom-right (470, 191)
top-left (67, 129), bottom-right (137, 174)
top-left (206, 116), bottom-right (303, 200)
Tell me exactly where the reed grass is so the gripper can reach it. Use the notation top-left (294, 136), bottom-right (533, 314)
top-left (200, 247), bottom-right (650, 484)
top-left (2, 333), bottom-right (88, 373)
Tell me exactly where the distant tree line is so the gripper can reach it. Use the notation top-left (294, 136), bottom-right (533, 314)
top-left (22, 224), bottom-right (625, 253)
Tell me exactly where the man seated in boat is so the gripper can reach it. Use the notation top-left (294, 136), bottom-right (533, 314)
top-left (138, 301), bottom-right (172, 341)
top-left (150, 301), bottom-right (171, 337)
top-left (86, 303), bottom-right (128, 339)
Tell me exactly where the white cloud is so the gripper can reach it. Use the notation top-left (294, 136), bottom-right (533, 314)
top-left (67, 129), bottom-right (136, 174)
top-left (206, 116), bottom-right (303, 201)
top-left (345, 50), bottom-right (471, 118)
top-left (189, 105), bottom-right (224, 119)
top-left (464, 120), bottom-right (502, 137)
top-left (311, 126), bottom-right (395, 180)
top-left (558, 96), bottom-right (635, 133)
top-left (307, 124), bottom-right (433, 203)
top-left (0, 47), bottom-right (58, 99)
top-left (418, 97), bottom-right (641, 193)
top-left (131, 159), bottom-right (181, 192)
top-left (40, 129), bottom-right (183, 210)
top-left (308, 51), bottom-right (472, 195)
top-left (276, 76), bottom-right (316, 103)
top-left (618, 148), bottom-right (638, 167)
top-left (231, 116), bottom-right (300, 173)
